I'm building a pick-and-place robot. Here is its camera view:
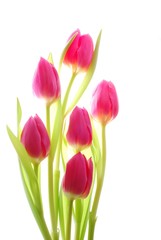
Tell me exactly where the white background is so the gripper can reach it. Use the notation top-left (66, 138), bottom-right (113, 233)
top-left (0, 0), bottom-right (161, 239)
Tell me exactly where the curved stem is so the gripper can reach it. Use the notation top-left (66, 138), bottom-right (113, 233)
top-left (88, 125), bottom-right (106, 240)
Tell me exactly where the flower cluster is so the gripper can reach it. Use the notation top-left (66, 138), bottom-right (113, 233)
top-left (7, 29), bottom-right (119, 240)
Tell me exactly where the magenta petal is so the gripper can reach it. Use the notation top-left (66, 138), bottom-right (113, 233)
top-left (21, 117), bottom-right (42, 158)
top-left (91, 80), bottom-right (119, 125)
top-left (32, 57), bottom-right (60, 103)
top-left (82, 158), bottom-right (93, 198)
top-left (77, 34), bottom-right (94, 70)
top-left (62, 153), bottom-right (87, 197)
top-left (63, 30), bottom-right (94, 71)
top-left (34, 115), bottom-right (50, 158)
top-left (66, 106), bottom-right (92, 150)
top-left (21, 114), bottom-right (50, 161)
top-left (64, 30), bottom-right (80, 67)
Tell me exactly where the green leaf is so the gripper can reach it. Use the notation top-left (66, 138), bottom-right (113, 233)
top-left (79, 194), bottom-right (92, 240)
top-left (58, 31), bottom-right (79, 73)
top-left (17, 98), bottom-right (22, 137)
top-left (17, 98), bottom-right (22, 126)
top-left (19, 161), bottom-right (51, 240)
top-left (7, 126), bottom-right (44, 214)
top-left (7, 126), bottom-right (36, 182)
top-left (48, 52), bottom-right (54, 64)
top-left (65, 30), bottom-right (102, 116)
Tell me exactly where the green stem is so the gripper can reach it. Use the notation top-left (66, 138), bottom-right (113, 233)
top-left (34, 163), bottom-right (39, 179)
top-left (66, 199), bottom-right (73, 240)
top-left (88, 125), bottom-right (106, 240)
top-left (62, 71), bottom-right (77, 116)
top-left (46, 104), bottom-right (51, 138)
top-left (46, 104), bottom-right (58, 240)
top-left (55, 72), bottom-right (77, 171)
top-left (74, 199), bottom-right (82, 240)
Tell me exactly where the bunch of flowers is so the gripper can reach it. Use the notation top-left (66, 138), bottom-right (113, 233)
top-left (7, 29), bottom-right (119, 240)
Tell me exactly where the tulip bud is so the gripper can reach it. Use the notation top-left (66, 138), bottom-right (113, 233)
top-left (21, 114), bottom-right (50, 163)
top-left (62, 152), bottom-right (93, 199)
top-left (32, 57), bottom-right (60, 104)
top-left (91, 80), bottom-right (119, 125)
top-left (63, 29), bottom-right (94, 72)
top-left (66, 106), bottom-right (92, 151)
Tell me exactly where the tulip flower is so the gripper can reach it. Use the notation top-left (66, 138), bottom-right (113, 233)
top-left (91, 80), bottom-right (119, 125)
top-left (32, 57), bottom-right (60, 104)
top-left (62, 152), bottom-right (93, 199)
top-left (21, 114), bottom-right (50, 162)
top-left (66, 106), bottom-right (92, 151)
top-left (63, 29), bottom-right (94, 72)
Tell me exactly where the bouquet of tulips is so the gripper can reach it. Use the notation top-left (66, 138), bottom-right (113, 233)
top-left (7, 29), bottom-right (119, 240)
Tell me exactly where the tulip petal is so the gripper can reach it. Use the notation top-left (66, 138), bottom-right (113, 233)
top-left (77, 34), bottom-right (94, 70)
top-left (59, 30), bottom-right (80, 72)
top-left (21, 117), bottom-right (42, 158)
top-left (82, 158), bottom-right (93, 198)
top-left (62, 153), bottom-right (88, 197)
top-left (64, 30), bottom-right (80, 67)
top-left (91, 80), bottom-right (119, 125)
top-left (66, 106), bottom-right (92, 150)
top-left (32, 57), bottom-right (60, 103)
top-left (65, 30), bottom-right (102, 116)
top-left (62, 153), bottom-right (93, 199)
top-left (34, 115), bottom-right (50, 158)
top-left (21, 115), bottom-right (50, 161)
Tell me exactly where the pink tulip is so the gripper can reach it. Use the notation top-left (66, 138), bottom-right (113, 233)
top-left (63, 29), bottom-right (94, 72)
top-left (62, 152), bottom-right (93, 199)
top-left (32, 57), bottom-right (60, 104)
top-left (21, 114), bottom-right (50, 162)
top-left (91, 80), bottom-right (119, 125)
top-left (66, 106), bottom-right (92, 151)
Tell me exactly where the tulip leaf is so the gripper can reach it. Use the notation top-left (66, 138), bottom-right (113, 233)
top-left (58, 31), bottom-right (79, 73)
top-left (79, 194), bottom-right (92, 240)
top-left (7, 126), bottom-right (44, 214)
top-left (48, 52), bottom-right (54, 64)
top-left (19, 161), bottom-right (51, 240)
top-left (65, 30), bottom-right (102, 116)
top-left (7, 126), bottom-right (37, 181)
top-left (17, 97), bottom-right (22, 130)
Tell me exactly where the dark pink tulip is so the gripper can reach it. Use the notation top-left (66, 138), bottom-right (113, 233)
top-left (63, 29), bottom-right (94, 72)
top-left (66, 106), bottom-right (92, 151)
top-left (21, 114), bottom-right (50, 162)
top-left (62, 152), bottom-right (93, 199)
top-left (32, 57), bottom-right (60, 104)
top-left (91, 80), bottom-right (119, 125)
